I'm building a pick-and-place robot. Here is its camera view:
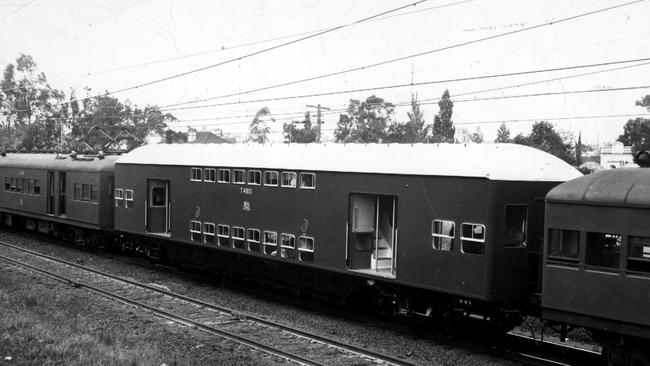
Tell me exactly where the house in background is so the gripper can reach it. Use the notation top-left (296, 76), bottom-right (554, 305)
top-left (599, 142), bottom-right (637, 169)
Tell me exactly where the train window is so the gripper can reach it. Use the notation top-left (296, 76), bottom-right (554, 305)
top-left (248, 170), bottom-right (261, 185)
top-left (280, 234), bottom-right (295, 259)
top-left (263, 231), bottom-right (277, 255)
top-left (33, 180), bottom-right (40, 195)
top-left (281, 172), bottom-right (297, 188)
top-left (190, 221), bottom-right (202, 242)
top-left (74, 183), bottom-right (82, 200)
top-left (15, 178), bottom-right (21, 192)
top-left (10, 177), bottom-right (16, 192)
top-left (233, 169), bottom-right (245, 184)
top-left (247, 229), bottom-right (261, 252)
top-left (28, 179), bottom-right (34, 194)
top-left (264, 171), bottom-right (279, 186)
top-left (461, 223), bottom-right (485, 255)
top-left (298, 236), bottom-right (314, 262)
top-left (218, 169), bottom-right (231, 183)
top-left (217, 225), bottom-right (229, 246)
top-left (204, 168), bottom-right (216, 183)
top-left (231, 227), bottom-right (245, 249)
top-left (190, 167), bottom-right (202, 182)
top-left (115, 188), bottom-right (124, 207)
top-left (108, 176), bottom-right (114, 198)
top-left (4, 177), bottom-right (9, 191)
top-left (548, 229), bottom-right (580, 261)
top-left (628, 236), bottom-right (650, 273)
top-left (203, 223), bottom-right (216, 244)
top-left (300, 173), bottom-right (316, 189)
top-left (586, 232), bottom-right (620, 269)
top-left (124, 189), bottom-right (133, 207)
top-left (91, 185), bottom-right (99, 202)
top-left (82, 184), bottom-right (91, 201)
top-left (505, 205), bottom-right (527, 248)
top-left (432, 220), bottom-right (455, 251)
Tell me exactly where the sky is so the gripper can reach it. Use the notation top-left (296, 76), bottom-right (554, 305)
top-left (1, 0), bottom-right (650, 144)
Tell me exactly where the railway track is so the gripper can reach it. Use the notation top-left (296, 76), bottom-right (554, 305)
top-left (0, 239), bottom-right (415, 366)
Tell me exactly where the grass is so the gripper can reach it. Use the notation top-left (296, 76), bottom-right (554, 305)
top-left (0, 269), bottom-right (270, 366)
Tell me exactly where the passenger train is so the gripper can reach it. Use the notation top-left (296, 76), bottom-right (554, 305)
top-left (0, 143), bottom-right (647, 366)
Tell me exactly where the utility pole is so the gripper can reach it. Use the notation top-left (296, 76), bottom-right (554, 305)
top-left (306, 104), bottom-right (330, 143)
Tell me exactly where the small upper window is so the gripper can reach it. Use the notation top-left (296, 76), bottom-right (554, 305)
top-left (300, 173), bottom-right (316, 189)
top-left (33, 180), bottom-right (40, 195)
top-left (248, 170), bottom-right (261, 185)
top-left (151, 187), bottom-right (166, 207)
top-left (628, 236), bottom-right (650, 273)
top-left (586, 232), bottom-right (620, 269)
top-left (280, 233), bottom-right (295, 258)
top-left (190, 221), bottom-right (202, 241)
top-left (461, 223), bottom-right (485, 255)
top-left (505, 205), bottom-right (528, 248)
top-left (432, 219), bottom-right (455, 251)
top-left (233, 169), bottom-right (245, 184)
top-left (264, 171), bottom-right (278, 186)
top-left (4, 177), bottom-right (9, 191)
top-left (124, 189), bottom-right (134, 208)
top-left (548, 229), bottom-right (580, 261)
top-left (218, 169), bottom-right (231, 183)
top-left (191, 168), bottom-right (202, 181)
top-left (91, 185), bottom-right (99, 202)
top-left (27, 179), bottom-right (34, 194)
top-left (204, 168), bottom-right (216, 183)
top-left (74, 183), bottom-right (83, 200)
top-left (115, 188), bottom-right (124, 207)
top-left (281, 172), bottom-right (297, 188)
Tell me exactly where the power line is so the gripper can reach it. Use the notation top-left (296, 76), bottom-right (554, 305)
top-left (160, 0), bottom-right (646, 109)
top-left (0, 0), bottom-right (36, 22)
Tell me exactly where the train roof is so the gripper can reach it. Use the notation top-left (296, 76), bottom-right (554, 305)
top-left (546, 168), bottom-right (650, 206)
top-left (117, 143), bottom-right (580, 182)
top-left (0, 153), bottom-right (119, 172)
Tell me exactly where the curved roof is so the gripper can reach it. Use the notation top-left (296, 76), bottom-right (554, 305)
top-left (546, 168), bottom-right (650, 206)
top-left (117, 143), bottom-right (581, 182)
top-left (0, 153), bottom-right (118, 172)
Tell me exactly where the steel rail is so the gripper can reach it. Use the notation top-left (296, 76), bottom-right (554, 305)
top-left (0, 239), bottom-right (415, 366)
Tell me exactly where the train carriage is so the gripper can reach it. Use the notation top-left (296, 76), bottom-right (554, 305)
top-left (542, 167), bottom-right (650, 365)
top-left (0, 153), bottom-right (118, 243)
top-left (115, 143), bottom-right (579, 323)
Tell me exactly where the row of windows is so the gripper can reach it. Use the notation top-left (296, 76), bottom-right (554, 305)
top-left (548, 228), bottom-right (650, 274)
top-left (4, 177), bottom-right (41, 195)
top-left (191, 168), bottom-right (316, 189)
top-left (189, 220), bottom-right (314, 262)
top-left (431, 220), bottom-right (486, 255)
top-left (73, 183), bottom-right (99, 202)
top-left (114, 188), bottom-right (134, 208)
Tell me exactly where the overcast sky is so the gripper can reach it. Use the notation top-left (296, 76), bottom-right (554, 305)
top-left (1, 0), bottom-right (649, 144)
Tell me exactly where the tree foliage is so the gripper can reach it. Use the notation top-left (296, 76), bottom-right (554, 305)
top-left (334, 95), bottom-right (395, 143)
top-left (249, 107), bottom-right (274, 143)
top-left (385, 93), bottom-right (429, 143)
top-left (430, 89), bottom-right (455, 143)
top-left (494, 123), bottom-right (511, 143)
top-left (283, 112), bottom-right (318, 143)
top-left (618, 117), bottom-right (650, 153)
top-left (513, 121), bottom-right (575, 164)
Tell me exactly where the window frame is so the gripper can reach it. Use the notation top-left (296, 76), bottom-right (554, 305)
top-left (263, 231), bottom-right (278, 255)
top-left (281, 172), bottom-right (297, 188)
top-left (547, 228), bottom-right (580, 262)
top-left (203, 222), bottom-right (216, 244)
top-left (217, 224), bottom-right (230, 246)
top-left (263, 171), bottom-right (279, 186)
top-left (432, 219), bottom-right (455, 251)
top-left (217, 168), bottom-right (231, 183)
top-left (233, 169), bottom-right (246, 184)
top-left (124, 189), bottom-right (134, 207)
top-left (190, 167), bottom-right (203, 182)
top-left (247, 170), bottom-right (261, 185)
top-left (247, 228), bottom-right (261, 252)
top-left (460, 222), bottom-right (486, 255)
top-left (231, 226), bottom-right (245, 249)
top-left (190, 220), bottom-right (202, 242)
top-left (204, 168), bottom-right (216, 183)
top-left (299, 173), bottom-right (316, 189)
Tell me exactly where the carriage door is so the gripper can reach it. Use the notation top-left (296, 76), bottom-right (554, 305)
top-left (58, 172), bottom-right (66, 216)
top-left (147, 180), bottom-right (170, 235)
top-left (46, 171), bottom-right (55, 215)
top-left (347, 194), bottom-right (397, 277)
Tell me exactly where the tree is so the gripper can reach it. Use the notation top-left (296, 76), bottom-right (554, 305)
top-left (618, 117), bottom-right (650, 153)
top-left (470, 126), bottom-right (484, 143)
top-left (430, 89), bottom-right (455, 143)
top-left (385, 93), bottom-right (429, 143)
top-left (575, 132), bottom-right (582, 166)
top-left (249, 107), bottom-right (274, 143)
top-left (334, 95), bottom-right (394, 143)
top-left (513, 121), bottom-right (575, 164)
top-left (495, 123), bottom-right (511, 143)
top-left (635, 95), bottom-right (650, 110)
top-left (283, 112), bottom-right (318, 143)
